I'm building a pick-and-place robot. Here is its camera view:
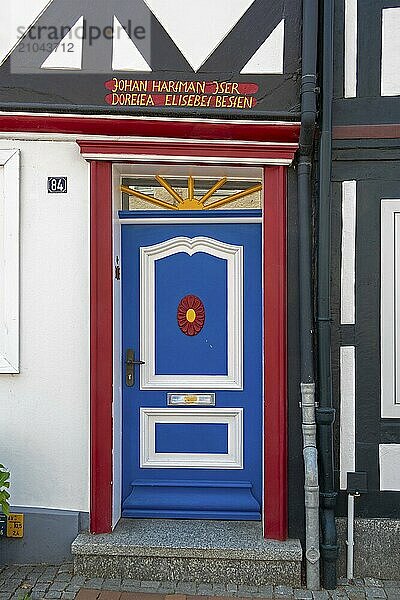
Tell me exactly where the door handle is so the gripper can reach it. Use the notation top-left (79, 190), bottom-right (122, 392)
top-left (125, 349), bottom-right (145, 387)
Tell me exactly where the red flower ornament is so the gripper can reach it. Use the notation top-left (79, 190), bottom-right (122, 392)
top-left (177, 295), bottom-right (205, 336)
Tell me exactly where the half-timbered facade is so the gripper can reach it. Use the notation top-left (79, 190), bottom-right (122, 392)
top-left (0, 0), bottom-right (399, 590)
top-left (331, 0), bottom-right (400, 578)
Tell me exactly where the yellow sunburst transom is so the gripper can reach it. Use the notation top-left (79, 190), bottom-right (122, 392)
top-left (121, 176), bottom-right (262, 211)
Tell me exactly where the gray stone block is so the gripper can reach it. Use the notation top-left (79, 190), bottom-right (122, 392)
top-left (364, 579), bottom-right (383, 588)
top-left (175, 581), bottom-right (197, 594)
top-left (258, 584), bottom-right (273, 596)
top-left (50, 582), bottom-right (68, 592)
top-left (32, 584), bottom-right (50, 593)
top-left (386, 592), bottom-right (400, 600)
top-left (197, 583), bottom-right (215, 594)
top-left (65, 585), bottom-right (82, 593)
top-left (364, 589), bottom-right (386, 598)
top-left (0, 581), bottom-right (21, 593)
top-left (84, 578), bottom-right (104, 588)
top-left (294, 589), bottom-right (312, 599)
top-left (140, 580), bottom-right (160, 589)
top-left (212, 583), bottom-right (228, 593)
top-left (156, 582), bottom-right (177, 593)
top-left (383, 582), bottom-right (400, 588)
top-left (58, 565), bottom-right (73, 574)
top-left (54, 574), bottom-right (73, 582)
top-left (102, 578), bottom-right (121, 589)
top-left (336, 518), bottom-right (400, 580)
top-left (69, 576), bottom-right (86, 586)
top-left (238, 584), bottom-right (259, 593)
top-left (275, 585), bottom-right (294, 595)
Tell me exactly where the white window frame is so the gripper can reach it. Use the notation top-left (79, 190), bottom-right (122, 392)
top-left (0, 149), bottom-right (20, 374)
top-left (381, 199), bottom-right (400, 417)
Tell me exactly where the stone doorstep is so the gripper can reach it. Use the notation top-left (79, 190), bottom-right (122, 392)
top-left (72, 519), bottom-right (302, 562)
top-left (72, 519), bottom-right (302, 587)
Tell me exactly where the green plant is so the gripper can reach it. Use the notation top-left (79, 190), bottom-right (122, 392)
top-left (0, 464), bottom-right (10, 515)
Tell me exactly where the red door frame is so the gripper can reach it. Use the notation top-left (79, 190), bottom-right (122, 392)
top-left (263, 167), bottom-right (287, 539)
top-left (86, 156), bottom-right (288, 540)
top-left (89, 160), bottom-right (114, 534)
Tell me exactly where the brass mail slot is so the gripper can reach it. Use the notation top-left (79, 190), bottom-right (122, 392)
top-left (167, 393), bottom-right (216, 406)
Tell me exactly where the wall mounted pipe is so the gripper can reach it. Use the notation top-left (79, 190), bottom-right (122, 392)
top-left (346, 494), bottom-right (355, 580)
top-left (316, 0), bottom-right (339, 589)
top-left (302, 383), bottom-right (320, 589)
top-left (297, 0), bottom-right (320, 590)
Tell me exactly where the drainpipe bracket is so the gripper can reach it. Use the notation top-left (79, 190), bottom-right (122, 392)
top-left (305, 488), bottom-right (320, 508)
top-left (306, 547), bottom-right (320, 564)
top-left (320, 543), bottom-right (339, 560)
top-left (319, 494), bottom-right (337, 510)
top-left (320, 491), bottom-right (338, 501)
top-left (316, 407), bottom-right (336, 425)
top-left (301, 382), bottom-right (316, 401)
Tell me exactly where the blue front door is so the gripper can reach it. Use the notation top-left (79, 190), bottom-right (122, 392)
top-left (122, 216), bottom-right (262, 519)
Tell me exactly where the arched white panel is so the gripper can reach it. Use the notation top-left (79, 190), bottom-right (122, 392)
top-left (140, 236), bottom-right (243, 389)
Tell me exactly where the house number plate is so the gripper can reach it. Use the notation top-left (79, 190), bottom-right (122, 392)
top-left (167, 393), bottom-right (216, 406)
top-left (48, 177), bottom-right (67, 193)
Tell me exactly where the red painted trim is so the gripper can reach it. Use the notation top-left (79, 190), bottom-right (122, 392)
top-left (90, 161), bottom-right (113, 534)
top-left (77, 139), bottom-right (297, 162)
top-left (263, 166), bottom-right (288, 540)
top-left (0, 114), bottom-right (300, 143)
top-left (333, 124), bottom-right (400, 139)
top-left (87, 140), bottom-right (288, 537)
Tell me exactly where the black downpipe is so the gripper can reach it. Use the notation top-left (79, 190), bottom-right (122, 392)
top-left (316, 0), bottom-right (339, 589)
top-left (297, 1), bottom-right (319, 586)
top-left (297, 0), bottom-right (320, 587)
top-left (298, 2), bottom-right (318, 384)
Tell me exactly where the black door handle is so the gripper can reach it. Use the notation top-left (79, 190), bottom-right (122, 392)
top-left (125, 349), bottom-right (145, 387)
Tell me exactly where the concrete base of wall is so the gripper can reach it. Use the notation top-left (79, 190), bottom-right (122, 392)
top-left (336, 517), bottom-right (400, 579)
top-left (1, 506), bottom-right (89, 565)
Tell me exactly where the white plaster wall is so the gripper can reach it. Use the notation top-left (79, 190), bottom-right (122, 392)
top-left (0, 139), bottom-right (89, 512)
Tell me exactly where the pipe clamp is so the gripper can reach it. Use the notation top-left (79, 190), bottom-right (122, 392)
top-left (306, 547), bottom-right (320, 564)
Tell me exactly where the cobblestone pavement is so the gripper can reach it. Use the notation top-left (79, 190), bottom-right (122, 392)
top-left (1, 564), bottom-right (400, 600)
